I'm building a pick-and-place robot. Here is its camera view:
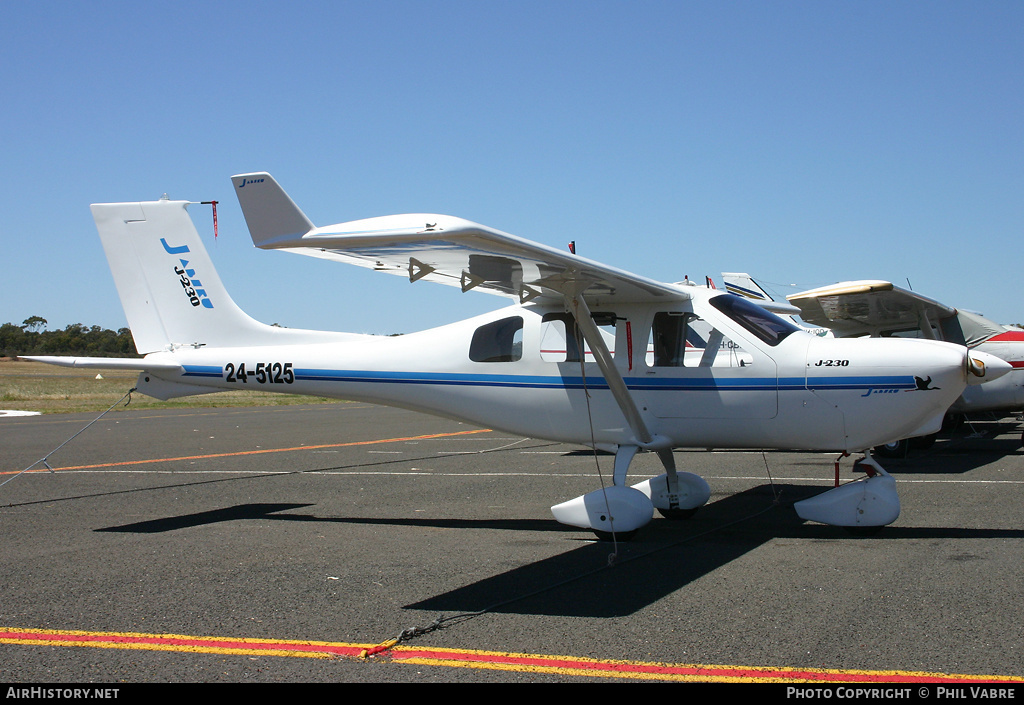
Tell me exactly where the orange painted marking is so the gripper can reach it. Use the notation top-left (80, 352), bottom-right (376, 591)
top-left (2, 428), bottom-right (493, 475)
top-left (2, 628), bottom-right (1022, 683)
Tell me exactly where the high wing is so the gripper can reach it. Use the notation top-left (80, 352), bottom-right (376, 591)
top-left (786, 280), bottom-right (1008, 347)
top-left (232, 172), bottom-right (687, 306)
top-left (786, 280), bottom-right (961, 339)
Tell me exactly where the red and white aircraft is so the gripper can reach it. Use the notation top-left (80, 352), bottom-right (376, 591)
top-left (25, 175), bottom-right (1012, 537)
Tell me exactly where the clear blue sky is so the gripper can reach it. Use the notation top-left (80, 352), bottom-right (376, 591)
top-left (2, 1), bottom-right (1021, 336)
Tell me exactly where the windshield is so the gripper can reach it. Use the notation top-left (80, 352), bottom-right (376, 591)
top-left (708, 294), bottom-right (801, 347)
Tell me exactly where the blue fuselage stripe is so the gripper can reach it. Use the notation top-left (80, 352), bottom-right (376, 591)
top-left (181, 365), bottom-right (918, 393)
top-left (182, 366), bottom-right (222, 378)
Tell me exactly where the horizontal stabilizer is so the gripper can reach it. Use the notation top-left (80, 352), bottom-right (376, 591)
top-left (19, 356), bottom-right (181, 373)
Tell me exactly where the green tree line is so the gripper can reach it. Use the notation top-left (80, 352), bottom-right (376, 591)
top-left (1, 317), bottom-right (137, 358)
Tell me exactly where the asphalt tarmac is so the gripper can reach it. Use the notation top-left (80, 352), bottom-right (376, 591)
top-left (1, 402), bottom-right (1023, 683)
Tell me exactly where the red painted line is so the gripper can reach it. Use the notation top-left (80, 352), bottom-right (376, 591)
top-left (390, 646), bottom-right (1024, 683)
top-left (0, 628), bottom-right (368, 658)
top-left (3, 628), bottom-right (1022, 682)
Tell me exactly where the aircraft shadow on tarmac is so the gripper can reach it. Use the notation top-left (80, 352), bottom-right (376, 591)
top-left (404, 485), bottom-right (1024, 618)
top-left (878, 421), bottom-right (1022, 475)
top-left (95, 483), bottom-right (1024, 619)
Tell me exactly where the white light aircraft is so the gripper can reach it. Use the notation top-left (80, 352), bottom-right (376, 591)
top-left (723, 273), bottom-right (1024, 452)
top-left (25, 175), bottom-right (1012, 538)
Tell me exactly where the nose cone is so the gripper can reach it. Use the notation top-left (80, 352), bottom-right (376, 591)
top-left (966, 350), bottom-right (1013, 385)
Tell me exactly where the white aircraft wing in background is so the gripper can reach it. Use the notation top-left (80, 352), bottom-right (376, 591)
top-left (786, 280), bottom-right (961, 340)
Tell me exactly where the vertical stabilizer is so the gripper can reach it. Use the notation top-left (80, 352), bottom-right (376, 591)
top-left (721, 272), bottom-right (804, 318)
top-left (92, 198), bottom-right (282, 353)
top-left (722, 272), bottom-right (774, 303)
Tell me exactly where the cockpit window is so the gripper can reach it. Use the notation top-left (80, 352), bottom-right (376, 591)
top-left (648, 311), bottom-right (754, 368)
top-left (469, 316), bottom-right (524, 362)
top-left (650, 312), bottom-right (698, 366)
top-left (708, 294), bottom-right (800, 346)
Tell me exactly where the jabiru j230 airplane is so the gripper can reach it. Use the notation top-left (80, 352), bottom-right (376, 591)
top-left (25, 173), bottom-right (1012, 539)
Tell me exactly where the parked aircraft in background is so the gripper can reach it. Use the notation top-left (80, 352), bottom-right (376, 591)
top-left (723, 272), bottom-right (833, 337)
top-left (723, 273), bottom-right (1024, 453)
top-left (22, 177), bottom-right (1011, 537)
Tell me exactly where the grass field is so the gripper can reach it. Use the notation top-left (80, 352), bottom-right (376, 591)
top-left (0, 359), bottom-right (338, 414)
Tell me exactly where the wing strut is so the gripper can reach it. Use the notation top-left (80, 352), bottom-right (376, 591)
top-left (566, 293), bottom-right (657, 448)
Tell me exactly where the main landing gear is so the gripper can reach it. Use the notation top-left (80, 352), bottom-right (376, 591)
top-left (551, 446), bottom-right (902, 541)
top-left (550, 444), bottom-right (711, 541)
top-left (794, 450), bottom-right (900, 533)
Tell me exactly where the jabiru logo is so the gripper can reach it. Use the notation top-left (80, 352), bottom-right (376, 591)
top-left (161, 238), bottom-right (214, 309)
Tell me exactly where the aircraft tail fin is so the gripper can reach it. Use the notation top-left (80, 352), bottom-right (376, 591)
top-left (92, 198), bottom-right (307, 354)
top-left (722, 272), bottom-right (775, 303)
top-left (231, 172), bottom-right (315, 248)
top-left (721, 272), bottom-right (802, 317)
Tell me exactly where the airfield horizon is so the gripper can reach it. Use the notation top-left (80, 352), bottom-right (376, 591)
top-left (0, 358), bottom-right (337, 414)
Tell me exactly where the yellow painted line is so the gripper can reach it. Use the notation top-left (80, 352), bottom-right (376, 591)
top-left (390, 645), bottom-right (1024, 683)
top-left (2, 628), bottom-right (1022, 683)
top-left (2, 428), bottom-right (493, 474)
top-left (0, 627), bottom-right (370, 659)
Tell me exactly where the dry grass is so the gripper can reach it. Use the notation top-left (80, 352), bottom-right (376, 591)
top-left (0, 359), bottom-right (338, 414)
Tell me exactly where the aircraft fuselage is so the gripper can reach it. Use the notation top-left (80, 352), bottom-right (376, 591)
top-left (138, 290), bottom-right (971, 454)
